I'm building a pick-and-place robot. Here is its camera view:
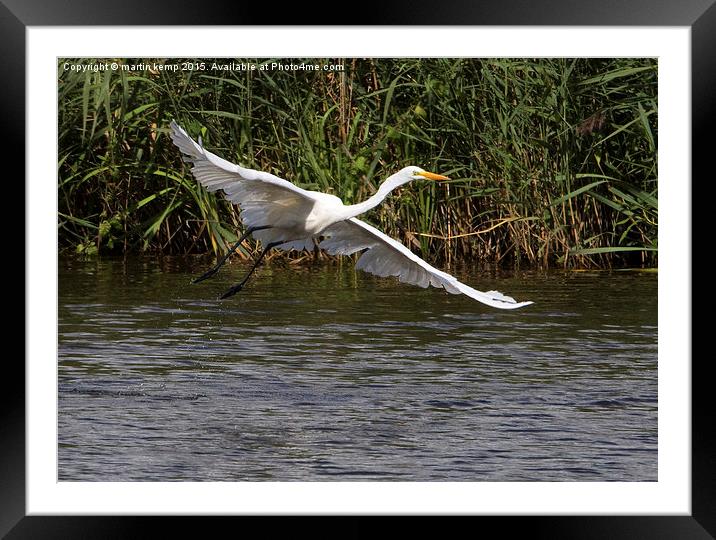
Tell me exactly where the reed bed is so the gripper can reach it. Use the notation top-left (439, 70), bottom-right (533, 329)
top-left (58, 57), bottom-right (657, 268)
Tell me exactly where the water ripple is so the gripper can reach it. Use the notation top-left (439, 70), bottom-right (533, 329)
top-left (58, 258), bottom-right (657, 481)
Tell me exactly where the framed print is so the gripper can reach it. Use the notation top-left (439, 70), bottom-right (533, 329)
top-left (10, 0), bottom-right (711, 537)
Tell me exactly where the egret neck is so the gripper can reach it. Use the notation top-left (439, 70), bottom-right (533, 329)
top-left (340, 168), bottom-right (448, 221)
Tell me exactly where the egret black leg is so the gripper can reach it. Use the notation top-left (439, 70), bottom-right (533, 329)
top-left (219, 241), bottom-right (283, 299)
top-left (192, 225), bottom-right (271, 284)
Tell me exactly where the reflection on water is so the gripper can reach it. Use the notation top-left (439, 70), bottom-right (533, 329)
top-left (58, 256), bottom-right (657, 481)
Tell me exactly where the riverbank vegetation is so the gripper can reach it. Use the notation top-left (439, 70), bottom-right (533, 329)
top-left (58, 57), bottom-right (657, 268)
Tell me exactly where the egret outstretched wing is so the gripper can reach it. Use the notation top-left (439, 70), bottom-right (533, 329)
top-left (171, 121), bottom-right (533, 309)
top-left (170, 121), bottom-right (317, 248)
top-left (320, 218), bottom-right (533, 310)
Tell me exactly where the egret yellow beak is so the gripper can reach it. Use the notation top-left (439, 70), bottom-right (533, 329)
top-left (418, 171), bottom-right (450, 181)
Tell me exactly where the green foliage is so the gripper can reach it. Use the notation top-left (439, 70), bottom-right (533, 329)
top-left (58, 57), bottom-right (657, 267)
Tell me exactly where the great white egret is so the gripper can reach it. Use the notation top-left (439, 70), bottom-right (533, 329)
top-left (170, 121), bottom-right (533, 310)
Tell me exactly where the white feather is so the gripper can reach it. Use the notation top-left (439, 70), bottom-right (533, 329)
top-left (170, 121), bottom-right (534, 310)
top-left (321, 219), bottom-right (533, 310)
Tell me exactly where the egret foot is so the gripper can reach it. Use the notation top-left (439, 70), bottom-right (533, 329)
top-left (193, 268), bottom-right (219, 284)
top-left (191, 225), bottom-right (273, 285)
top-left (219, 284), bottom-right (244, 299)
top-left (216, 240), bottom-right (283, 301)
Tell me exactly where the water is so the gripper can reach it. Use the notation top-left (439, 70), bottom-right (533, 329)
top-left (58, 256), bottom-right (657, 481)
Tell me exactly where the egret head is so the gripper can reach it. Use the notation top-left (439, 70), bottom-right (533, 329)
top-left (402, 166), bottom-right (450, 182)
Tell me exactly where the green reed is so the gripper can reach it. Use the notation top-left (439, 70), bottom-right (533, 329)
top-left (58, 57), bottom-right (657, 268)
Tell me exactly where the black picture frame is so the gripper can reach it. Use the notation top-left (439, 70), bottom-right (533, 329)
top-left (10, 0), bottom-right (709, 537)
